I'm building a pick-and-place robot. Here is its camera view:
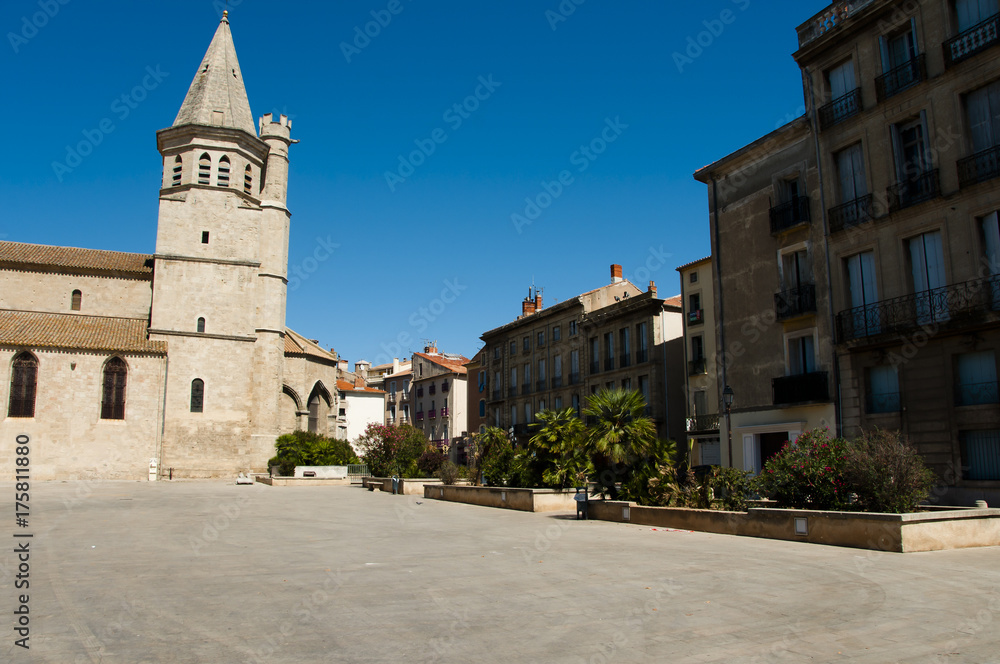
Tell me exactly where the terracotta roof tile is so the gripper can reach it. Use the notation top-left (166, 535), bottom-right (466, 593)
top-left (284, 328), bottom-right (337, 363)
top-left (336, 380), bottom-right (385, 394)
top-left (0, 241), bottom-right (153, 275)
top-left (0, 310), bottom-right (166, 354)
top-left (664, 295), bottom-right (683, 308)
top-left (414, 352), bottom-right (470, 374)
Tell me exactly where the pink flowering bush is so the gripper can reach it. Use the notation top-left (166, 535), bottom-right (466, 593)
top-left (753, 428), bottom-right (852, 511)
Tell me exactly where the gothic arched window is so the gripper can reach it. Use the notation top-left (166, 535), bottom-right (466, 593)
top-left (244, 164), bottom-right (253, 194)
top-left (218, 156), bottom-right (231, 187)
top-left (71, 290), bottom-right (82, 311)
top-left (8, 352), bottom-right (38, 418)
top-left (172, 155), bottom-right (183, 186)
top-left (101, 357), bottom-right (127, 420)
top-left (198, 153), bottom-right (211, 185)
top-left (190, 379), bottom-right (204, 413)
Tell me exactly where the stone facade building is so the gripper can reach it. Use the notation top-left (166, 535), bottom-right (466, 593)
top-left (0, 13), bottom-right (338, 480)
top-left (479, 266), bottom-right (685, 444)
top-left (411, 345), bottom-right (470, 447)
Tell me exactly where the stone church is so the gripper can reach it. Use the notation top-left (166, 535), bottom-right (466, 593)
top-left (0, 13), bottom-right (338, 480)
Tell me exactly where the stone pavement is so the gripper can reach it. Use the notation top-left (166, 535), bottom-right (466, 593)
top-left (1, 480), bottom-right (999, 663)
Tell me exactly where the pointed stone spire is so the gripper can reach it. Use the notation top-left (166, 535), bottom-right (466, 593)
top-left (173, 11), bottom-right (256, 135)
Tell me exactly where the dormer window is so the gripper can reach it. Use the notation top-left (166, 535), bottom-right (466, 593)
top-left (71, 290), bottom-right (82, 311)
top-left (172, 156), bottom-right (183, 186)
top-left (218, 156), bottom-right (231, 187)
top-left (198, 153), bottom-right (211, 185)
top-left (244, 164), bottom-right (253, 194)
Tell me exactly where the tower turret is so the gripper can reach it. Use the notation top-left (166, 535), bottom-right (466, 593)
top-left (259, 113), bottom-right (293, 207)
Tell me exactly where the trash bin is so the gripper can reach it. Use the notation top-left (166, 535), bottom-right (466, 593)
top-left (575, 486), bottom-right (589, 520)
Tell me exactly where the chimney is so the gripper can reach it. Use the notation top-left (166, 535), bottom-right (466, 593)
top-left (611, 264), bottom-right (623, 284)
top-left (648, 281), bottom-right (657, 297)
top-left (392, 358), bottom-right (400, 373)
top-left (535, 292), bottom-right (542, 311)
top-left (521, 292), bottom-right (537, 317)
top-left (424, 344), bottom-right (438, 354)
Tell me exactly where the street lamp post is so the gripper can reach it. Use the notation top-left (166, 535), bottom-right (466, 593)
top-left (723, 385), bottom-right (735, 469)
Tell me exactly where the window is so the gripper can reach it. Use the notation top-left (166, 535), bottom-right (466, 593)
top-left (619, 327), bottom-right (631, 368)
top-left (537, 331), bottom-right (545, 347)
top-left (510, 367), bottom-right (517, 396)
top-left (71, 289), bottom-right (82, 311)
top-left (218, 156), bottom-right (231, 187)
top-left (621, 378), bottom-right (632, 391)
top-left (197, 317), bottom-right (206, 333)
top-left (479, 400), bottom-right (486, 417)
top-left (244, 164), bottom-right (253, 194)
top-left (477, 371), bottom-right (486, 393)
top-left (569, 321), bottom-right (578, 336)
top-left (198, 153), bottom-right (211, 185)
top-left (690, 271), bottom-right (698, 284)
top-left (956, 351), bottom-right (998, 405)
top-left (510, 405), bottom-right (517, 426)
top-left (828, 59), bottom-right (856, 101)
top-left (956, 0), bottom-right (999, 32)
top-left (960, 429), bottom-right (1000, 480)
top-left (866, 365), bottom-right (901, 413)
top-left (539, 399), bottom-right (545, 412)
top-left (524, 402), bottom-right (531, 424)
top-left (201, 231), bottom-right (210, 244)
top-left (589, 337), bottom-right (600, 374)
top-left (172, 156), bottom-right (183, 186)
top-left (966, 80), bottom-right (1000, 155)
top-left (636, 322), bottom-right (649, 363)
top-left (836, 144), bottom-right (868, 204)
top-left (690, 336), bottom-right (706, 375)
top-left (493, 371), bottom-right (501, 398)
top-left (493, 346), bottom-right (500, 360)
top-left (537, 358), bottom-right (546, 390)
top-left (100, 357), bottom-right (127, 420)
top-left (846, 251), bottom-right (881, 337)
top-left (693, 389), bottom-right (706, 416)
top-left (190, 379), bottom-right (204, 412)
top-left (523, 336), bottom-right (530, 353)
top-left (782, 250), bottom-right (811, 291)
top-left (787, 334), bottom-right (816, 375)
top-left (552, 326), bottom-right (561, 342)
top-left (8, 352), bottom-right (38, 418)
top-left (877, 21), bottom-right (922, 100)
top-left (603, 332), bottom-right (615, 371)
top-left (983, 212), bottom-right (1000, 307)
top-left (572, 394), bottom-right (580, 416)
top-left (523, 363), bottom-right (531, 392)
top-left (493, 408), bottom-right (500, 427)
top-left (908, 231), bottom-right (948, 323)
top-left (510, 340), bottom-right (516, 356)
top-left (554, 396), bottom-right (563, 410)
top-left (890, 114), bottom-right (939, 210)
top-left (821, 60), bottom-right (861, 128)
top-left (553, 354), bottom-right (562, 386)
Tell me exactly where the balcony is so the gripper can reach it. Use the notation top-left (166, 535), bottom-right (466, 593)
top-left (796, 0), bottom-right (876, 48)
top-left (604, 357), bottom-right (614, 371)
top-left (399, 416), bottom-right (410, 425)
top-left (875, 54), bottom-right (926, 101)
top-left (440, 407), bottom-right (450, 418)
top-left (619, 354), bottom-right (631, 369)
top-left (522, 383), bottom-right (532, 396)
top-left (769, 195), bottom-right (811, 234)
top-left (958, 145), bottom-right (1000, 188)
top-left (388, 392), bottom-right (397, 403)
top-left (956, 381), bottom-right (1000, 406)
top-left (400, 391), bottom-right (410, 401)
top-left (819, 88), bottom-right (862, 130)
top-left (416, 387), bottom-right (424, 398)
top-left (508, 387), bottom-right (518, 398)
top-left (428, 409), bottom-right (437, 419)
top-left (686, 414), bottom-right (720, 433)
top-left (442, 382), bottom-right (450, 393)
top-left (829, 193), bottom-right (875, 233)
top-left (887, 169), bottom-right (940, 212)
top-left (491, 389), bottom-right (502, 401)
top-left (866, 391), bottom-right (901, 414)
top-left (687, 309), bottom-right (704, 325)
top-left (775, 284), bottom-right (817, 321)
top-left (552, 376), bottom-right (563, 388)
top-left (944, 13), bottom-right (1000, 67)
top-left (536, 380), bottom-right (547, 392)
top-left (836, 274), bottom-right (1000, 344)
top-left (688, 357), bottom-right (708, 376)
top-left (590, 361), bottom-right (600, 375)
top-left (415, 411), bottom-right (425, 422)
top-left (569, 372), bottom-right (581, 385)
top-left (429, 385), bottom-right (437, 395)
top-left (773, 371), bottom-right (830, 405)
top-left (636, 349), bottom-right (649, 364)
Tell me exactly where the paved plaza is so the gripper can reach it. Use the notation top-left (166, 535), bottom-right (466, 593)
top-left (2, 480), bottom-right (999, 663)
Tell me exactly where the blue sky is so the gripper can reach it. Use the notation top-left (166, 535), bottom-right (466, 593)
top-left (0, 0), bottom-right (830, 365)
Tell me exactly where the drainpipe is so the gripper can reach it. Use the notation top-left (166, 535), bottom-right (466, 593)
top-left (711, 176), bottom-right (730, 465)
top-left (804, 65), bottom-right (843, 437)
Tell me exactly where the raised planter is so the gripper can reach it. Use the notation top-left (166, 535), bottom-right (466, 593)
top-left (256, 476), bottom-right (351, 487)
top-left (588, 501), bottom-right (1000, 553)
top-left (363, 477), bottom-right (449, 495)
top-left (424, 484), bottom-right (578, 513)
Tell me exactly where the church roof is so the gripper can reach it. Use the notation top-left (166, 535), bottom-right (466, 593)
top-left (173, 13), bottom-right (256, 135)
top-left (0, 311), bottom-right (167, 354)
top-left (284, 328), bottom-right (337, 364)
top-left (0, 241), bottom-right (153, 276)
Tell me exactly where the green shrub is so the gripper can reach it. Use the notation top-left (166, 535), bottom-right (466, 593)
top-left (271, 431), bottom-right (358, 476)
top-left (709, 466), bottom-right (754, 512)
top-left (754, 428), bottom-right (852, 511)
top-left (479, 429), bottom-right (515, 486)
top-left (417, 447), bottom-right (446, 476)
top-left (437, 460), bottom-right (461, 485)
top-left (846, 428), bottom-right (935, 513)
top-left (355, 423), bottom-right (428, 477)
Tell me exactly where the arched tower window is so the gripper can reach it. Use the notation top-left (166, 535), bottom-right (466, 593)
top-left (8, 352), bottom-right (38, 418)
top-left (198, 153), bottom-right (211, 185)
top-left (190, 379), bottom-right (204, 413)
top-left (244, 164), bottom-right (253, 194)
top-left (71, 290), bottom-right (82, 311)
top-left (171, 156), bottom-right (183, 186)
top-left (218, 156), bottom-right (231, 187)
top-left (197, 317), bottom-right (206, 333)
top-left (308, 394), bottom-right (320, 433)
top-left (101, 357), bottom-right (127, 420)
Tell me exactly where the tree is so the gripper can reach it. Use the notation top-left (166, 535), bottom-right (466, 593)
top-left (583, 388), bottom-right (657, 498)
top-left (473, 427), bottom-right (516, 487)
top-left (269, 430), bottom-right (359, 476)
top-left (355, 423), bottom-right (428, 477)
top-left (529, 408), bottom-right (591, 489)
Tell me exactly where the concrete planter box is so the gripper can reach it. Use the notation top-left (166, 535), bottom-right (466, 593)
top-left (363, 477), bottom-right (450, 496)
top-left (424, 484), bottom-right (578, 513)
top-left (588, 501), bottom-right (1000, 553)
top-left (256, 476), bottom-right (351, 487)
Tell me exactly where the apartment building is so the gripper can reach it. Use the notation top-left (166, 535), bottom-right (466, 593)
top-left (478, 266), bottom-right (685, 444)
top-left (383, 365), bottom-right (412, 426)
top-left (411, 345), bottom-right (470, 447)
top-left (794, 0), bottom-right (1000, 504)
top-left (677, 257), bottom-right (723, 466)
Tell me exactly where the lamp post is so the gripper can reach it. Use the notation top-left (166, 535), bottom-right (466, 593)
top-left (723, 385), bottom-right (735, 469)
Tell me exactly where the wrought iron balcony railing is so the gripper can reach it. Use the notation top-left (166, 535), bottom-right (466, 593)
top-left (956, 381), bottom-right (1000, 407)
top-left (819, 88), bottom-right (862, 130)
top-left (772, 371), bottom-right (830, 405)
top-left (887, 169), bottom-right (940, 212)
top-left (415, 411), bottom-right (425, 421)
top-left (769, 195), bottom-right (811, 233)
top-left (442, 382), bottom-right (450, 392)
top-left (619, 354), bottom-right (631, 369)
top-left (440, 407), bottom-right (450, 417)
top-left (836, 274), bottom-right (1000, 343)
top-left (688, 357), bottom-right (708, 376)
top-left (686, 414), bottom-right (720, 432)
top-left (958, 145), bottom-right (1000, 188)
top-left (636, 349), bottom-right (649, 364)
top-left (590, 361), bottom-right (600, 375)
top-left (536, 380), bottom-right (547, 392)
top-left (522, 383), bottom-right (532, 396)
top-left (569, 372), bottom-right (581, 385)
top-left (865, 391), bottom-right (901, 414)
top-left (604, 357), bottom-right (614, 371)
top-left (552, 376), bottom-right (563, 388)
top-left (775, 284), bottom-right (818, 320)
top-left (388, 392), bottom-right (397, 403)
top-left (416, 387), bottom-right (424, 397)
top-left (875, 54), bottom-right (926, 101)
top-left (491, 389), bottom-right (502, 402)
top-left (429, 385), bottom-right (436, 395)
top-left (400, 391), bottom-right (410, 401)
top-left (429, 409), bottom-right (437, 419)
top-left (944, 13), bottom-right (1000, 67)
top-left (508, 387), bottom-right (518, 398)
top-left (829, 193), bottom-right (875, 233)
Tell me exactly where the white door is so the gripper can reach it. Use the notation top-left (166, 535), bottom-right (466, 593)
top-left (829, 60), bottom-right (856, 100)
top-left (742, 434), bottom-right (760, 474)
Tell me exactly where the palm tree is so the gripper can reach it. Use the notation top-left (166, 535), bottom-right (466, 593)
top-left (583, 388), bottom-right (657, 498)
top-left (529, 408), bottom-right (590, 488)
